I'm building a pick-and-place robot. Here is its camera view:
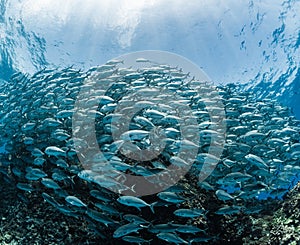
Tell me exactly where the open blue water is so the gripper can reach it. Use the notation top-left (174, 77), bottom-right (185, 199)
top-left (0, 1), bottom-right (299, 117)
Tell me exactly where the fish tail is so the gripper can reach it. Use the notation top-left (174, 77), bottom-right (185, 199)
top-left (150, 202), bottom-right (155, 214)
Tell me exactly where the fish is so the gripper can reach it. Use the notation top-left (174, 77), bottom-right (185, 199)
top-left (25, 172), bottom-right (43, 181)
top-left (173, 208), bottom-right (206, 218)
top-left (215, 205), bottom-right (242, 215)
top-left (136, 58), bottom-right (151, 63)
top-left (215, 190), bottom-right (235, 201)
top-left (120, 130), bottom-right (150, 141)
top-left (123, 214), bottom-right (150, 224)
top-left (113, 223), bottom-right (146, 238)
top-left (117, 196), bottom-right (152, 212)
top-left (33, 157), bottom-right (46, 166)
top-left (106, 59), bottom-right (124, 65)
top-left (148, 223), bottom-right (180, 234)
top-left (28, 168), bottom-right (47, 178)
top-left (245, 154), bottom-right (269, 169)
top-left (65, 196), bottom-right (87, 208)
top-left (157, 232), bottom-right (188, 244)
top-left (223, 172), bottom-right (252, 182)
top-left (189, 235), bottom-right (214, 243)
top-left (42, 192), bottom-right (61, 207)
top-left (90, 190), bottom-right (111, 203)
top-left (122, 236), bottom-right (152, 244)
top-left (55, 159), bottom-right (69, 168)
top-left (41, 178), bottom-right (61, 190)
top-left (16, 183), bottom-right (35, 192)
top-left (197, 181), bottom-right (215, 191)
top-left (21, 122), bottom-right (36, 132)
top-left (157, 192), bottom-right (186, 204)
top-left (31, 148), bottom-right (44, 157)
top-left (94, 202), bottom-right (119, 217)
top-left (86, 209), bottom-right (117, 227)
top-left (11, 167), bottom-right (23, 178)
top-left (169, 156), bottom-right (189, 167)
top-left (176, 224), bottom-right (205, 234)
top-left (45, 146), bottom-right (66, 157)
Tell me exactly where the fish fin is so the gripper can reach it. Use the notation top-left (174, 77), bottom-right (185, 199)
top-left (130, 184), bottom-right (136, 193)
top-left (147, 239), bottom-right (153, 244)
top-left (150, 202), bottom-right (155, 214)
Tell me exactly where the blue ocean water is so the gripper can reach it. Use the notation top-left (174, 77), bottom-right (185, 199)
top-left (0, 0), bottom-right (299, 117)
top-left (0, 1), bottom-right (300, 244)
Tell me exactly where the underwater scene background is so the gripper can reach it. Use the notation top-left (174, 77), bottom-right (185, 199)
top-left (0, 1), bottom-right (300, 244)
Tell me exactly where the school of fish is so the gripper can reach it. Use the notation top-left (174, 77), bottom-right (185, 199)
top-left (0, 58), bottom-right (300, 244)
